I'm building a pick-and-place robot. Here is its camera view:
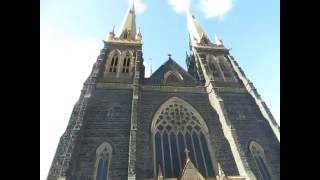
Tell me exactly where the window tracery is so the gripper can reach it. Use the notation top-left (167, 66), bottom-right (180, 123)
top-left (249, 141), bottom-right (272, 180)
top-left (94, 143), bottom-right (112, 180)
top-left (122, 53), bottom-right (131, 73)
top-left (109, 55), bottom-right (118, 73)
top-left (152, 97), bottom-right (215, 178)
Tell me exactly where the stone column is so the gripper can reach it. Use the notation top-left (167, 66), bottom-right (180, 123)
top-left (127, 50), bottom-right (142, 180)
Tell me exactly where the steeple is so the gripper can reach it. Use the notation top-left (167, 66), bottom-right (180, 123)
top-left (186, 9), bottom-right (211, 46)
top-left (117, 1), bottom-right (137, 40)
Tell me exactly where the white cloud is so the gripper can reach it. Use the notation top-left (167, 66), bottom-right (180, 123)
top-left (168, 0), bottom-right (192, 13)
top-left (199, 0), bottom-right (233, 19)
top-left (129, 0), bottom-right (147, 14)
top-left (40, 25), bottom-right (100, 180)
top-left (168, 0), bottom-right (233, 19)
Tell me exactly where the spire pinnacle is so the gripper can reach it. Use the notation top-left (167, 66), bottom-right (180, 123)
top-left (218, 163), bottom-right (225, 177)
top-left (186, 8), bottom-right (211, 46)
top-left (215, 33), bottom-right (223, 46)
top-left (116, 0), bottom-right (137, 40)
top-left (216, 163), bottom-right (226, 180)
top-left (131, 0), bottom-right (135, 12)
top-left (149, 58), bottom-right (153, 75)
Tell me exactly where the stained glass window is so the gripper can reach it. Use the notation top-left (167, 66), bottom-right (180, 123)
top-left (109, 55), bottom-right (118, 72)
top-left (122, 54), bottom-right (130, 73)
top-left (155, 132), bottom-right (163, 174)
top-left (96, 158), bottom-right (108, 180)
top-left (208, 59), bottom-right (219, 77)
top-left (152, 98), bottom-right (215, 178)
top-left (193, 132), bottom-right (206, 176)
top-left (249, 142), bottom-right (272, 180)
top-left (170, 133), bottom-right (180, 176)
top-left (200, 132), bottom-right (214, 177)
top-left (94, 143), bottom-right (112, 180)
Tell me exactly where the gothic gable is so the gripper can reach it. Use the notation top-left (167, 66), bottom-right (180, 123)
top-left (144, 58), bottom-right (200, 86)
top-left (180, 158), bottom-right (205, 180)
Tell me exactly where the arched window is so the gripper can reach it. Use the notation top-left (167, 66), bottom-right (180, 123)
top-left (218, 57), bottom-right (232, 78)
top-left (94, 142), bottom-right (112, 180)
top-left (109, 55), bottom-right (118, 73)
top-left (151, 97), bottom-right (215, 178)
top-left (122, 53), bottom-right (131, 73)
top-left (208, 56), bottom-right (220, 77)
top-left (249, 141), bottom-right (272, 180)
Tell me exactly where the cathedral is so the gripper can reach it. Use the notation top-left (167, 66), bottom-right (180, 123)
top-left (47, 3), bottom-right (280, 180)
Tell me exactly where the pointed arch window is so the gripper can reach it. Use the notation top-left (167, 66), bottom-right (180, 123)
top-left (94, 142), bottom-right (112, 180)
top-left (109, 55), bottom-right (118, 73)
top-left (209, 62), bottom-right (219, 77)
top-left (122, 53), bottom-right (131, 73)
top-left (249, 141), bottom-right (272, 180)
top-left (152, 97), bottom-right (215, 178)
top-left (218, 58), bottom-right (232, 78)
top-left (207, 55), bottom-right (220, 77)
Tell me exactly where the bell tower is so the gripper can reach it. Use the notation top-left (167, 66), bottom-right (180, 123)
top-left (185, 9), bottom-right (237, 84)
top-left (47, 2), bottom-right (144, 180)
top-left (101, 2), bottom-right (144, 83)
top-left (186, 9), bottom-right (280, 180)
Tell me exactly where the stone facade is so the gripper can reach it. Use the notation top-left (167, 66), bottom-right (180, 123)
top-left (47, 4), bottom-right (279, 180)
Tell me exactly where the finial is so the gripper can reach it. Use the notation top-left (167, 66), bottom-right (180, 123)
top-left (184, 148), bottom-right (190, 159)
top-left (158, 165), bottom-right (163, 176)
top-left (218, 163), bottom-right (225, 177)
top-left (168, 54), bottom-right (172, 60)
top-left (108, 25), bottom-right (115, 40)
top-left (187, 7), bottom-right (192, 16)
top-left (215, 33), bottom-right (223, 46)
top-left (157, 165), bottom-right (163, 180)
top-left (132, 0), bottom-right (135, 12)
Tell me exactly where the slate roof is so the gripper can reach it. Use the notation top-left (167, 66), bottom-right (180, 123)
top-left (142, 58), bottom-right (201, 86)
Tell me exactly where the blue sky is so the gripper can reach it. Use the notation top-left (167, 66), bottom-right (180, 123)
top-left (40, 0), bottom-right (279, 179)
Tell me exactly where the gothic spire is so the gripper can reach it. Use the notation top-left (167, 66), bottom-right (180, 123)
top-left (186, 8), bottom-right (211, 46)
top-left (117, 1), bottom-right (137, 40)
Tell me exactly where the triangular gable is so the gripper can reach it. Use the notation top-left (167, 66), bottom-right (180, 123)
top-left (144, 58), bottom-right (200, 86)
top-left (180, 158), bottom-right (205, 180)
